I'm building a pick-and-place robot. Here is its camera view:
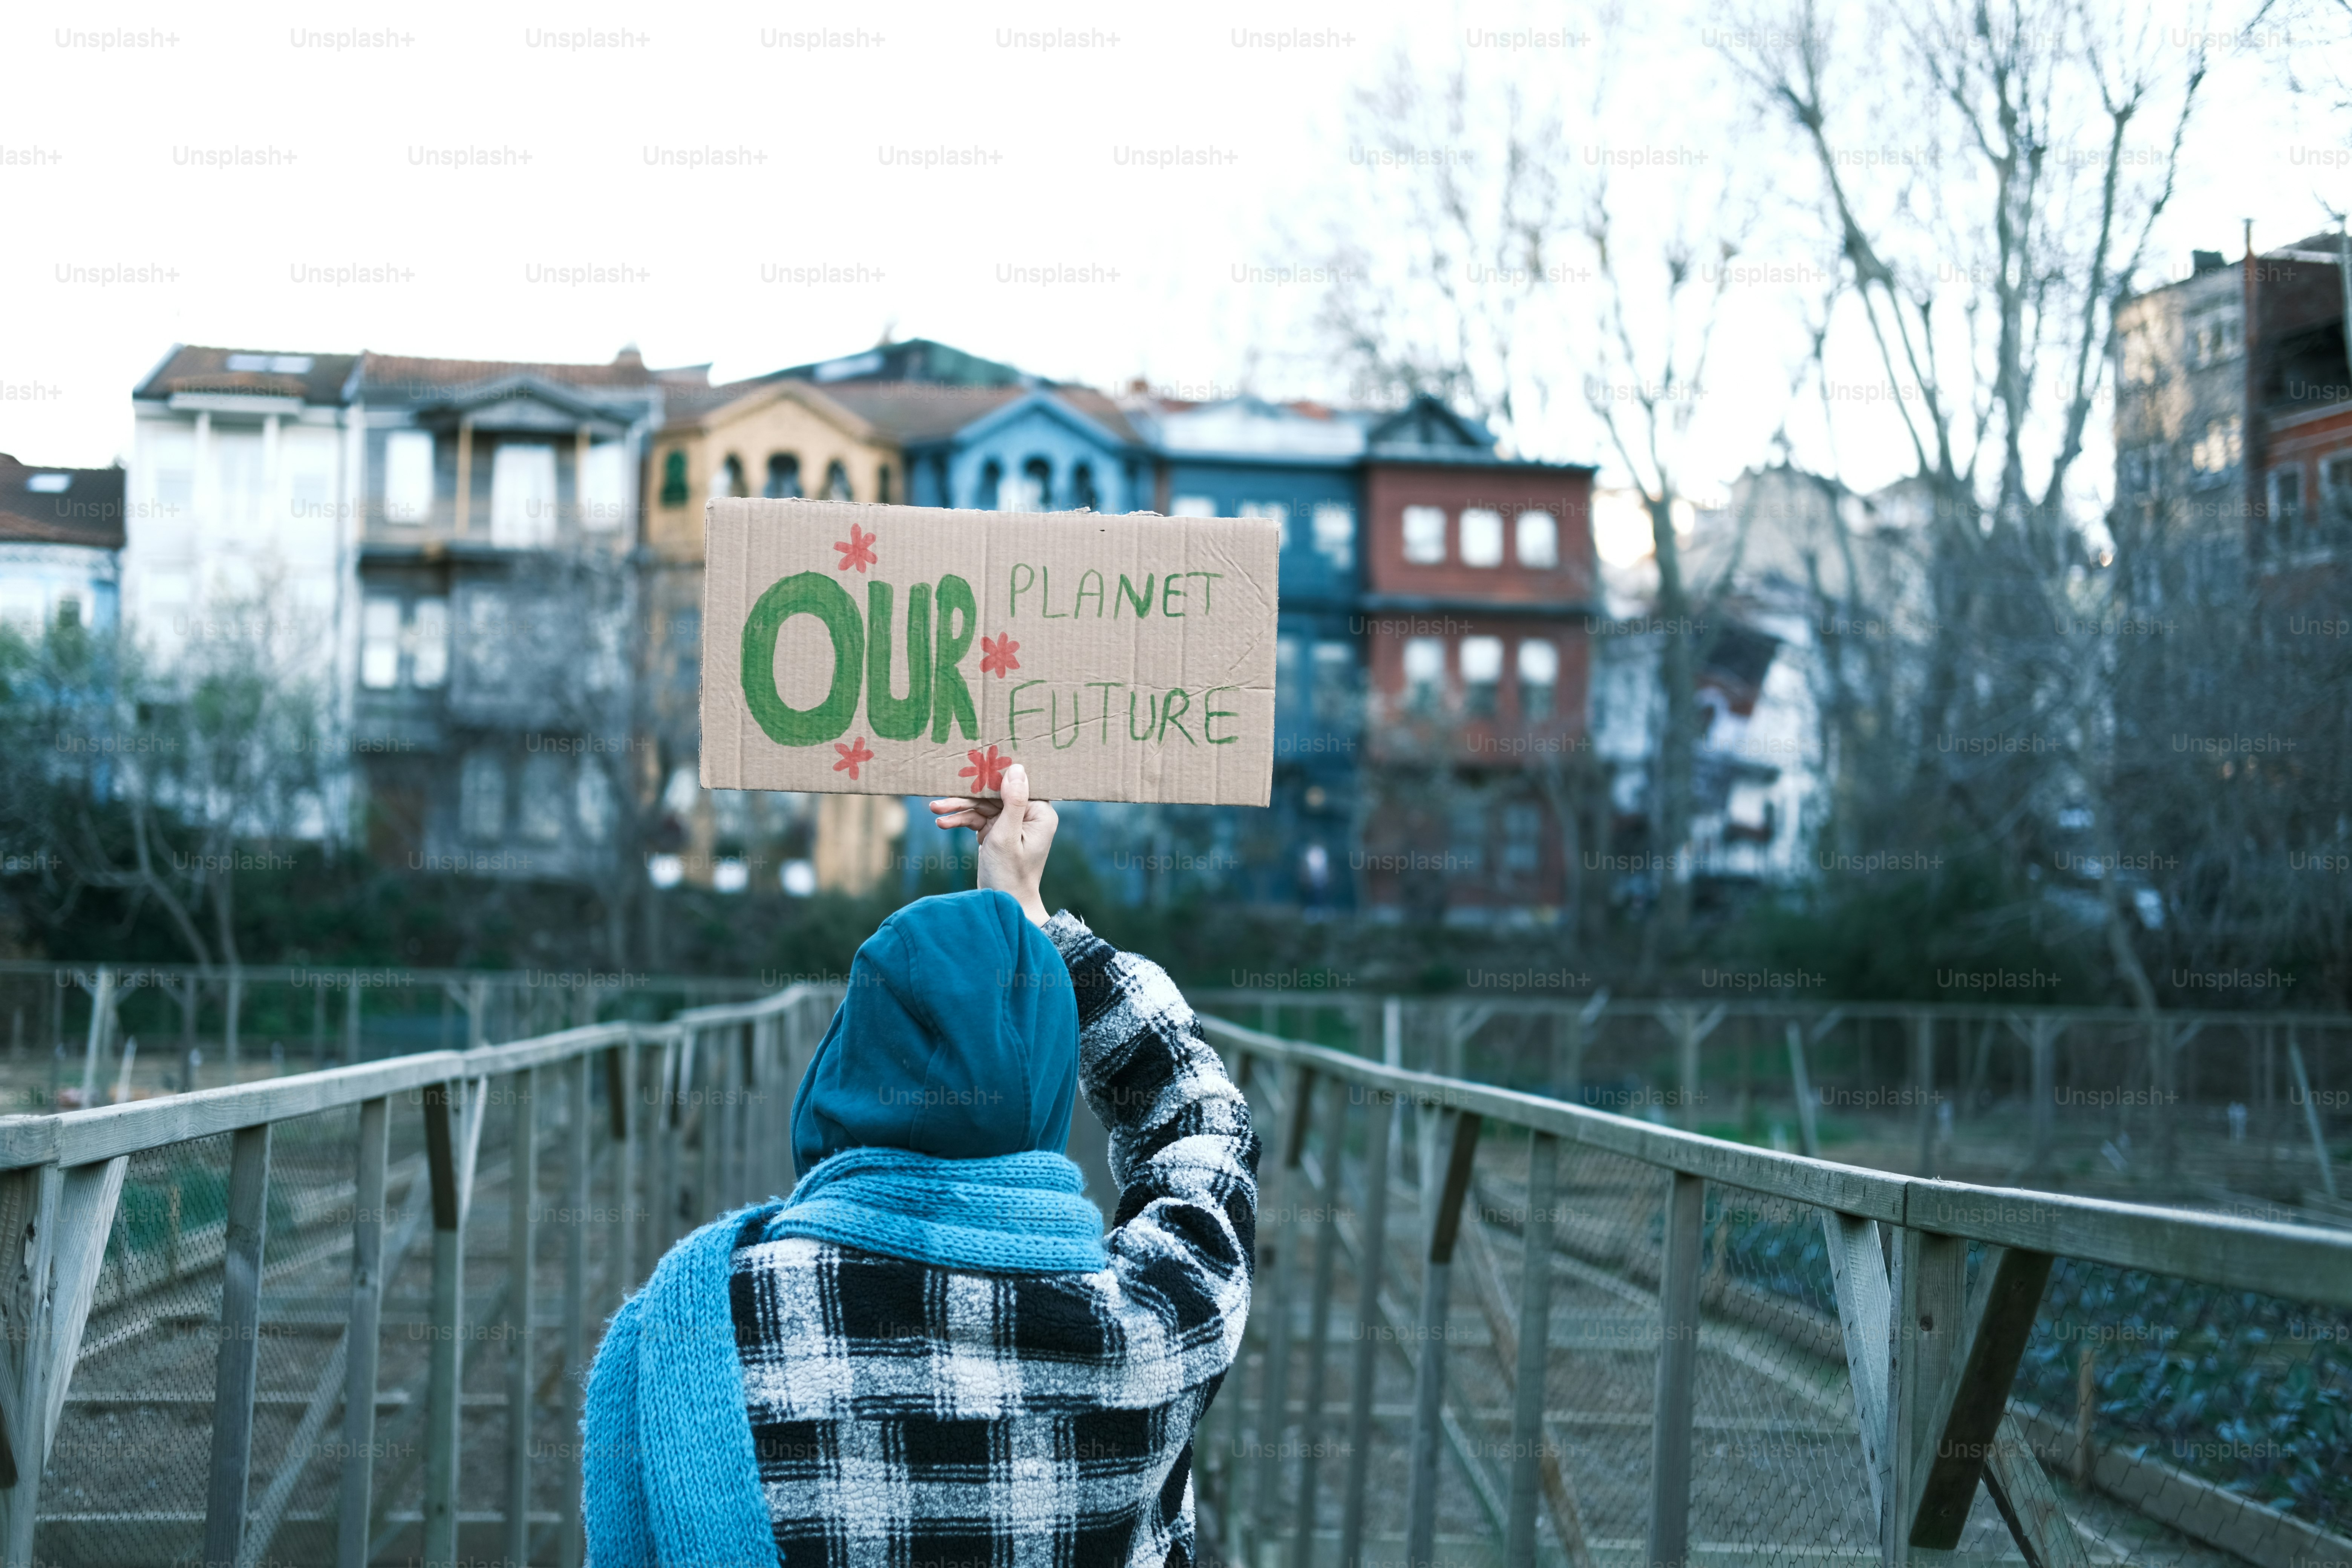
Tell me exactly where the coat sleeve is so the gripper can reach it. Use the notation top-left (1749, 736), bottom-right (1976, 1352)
top-left (1044, 910), bottom-right (1259, 1376)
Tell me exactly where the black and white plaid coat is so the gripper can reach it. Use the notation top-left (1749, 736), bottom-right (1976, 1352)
top-left (729, 911), bottom-right (1260, 1568)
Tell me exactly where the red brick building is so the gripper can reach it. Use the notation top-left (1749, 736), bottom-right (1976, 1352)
top-left (1352, 399), bottom-right (1598, 919)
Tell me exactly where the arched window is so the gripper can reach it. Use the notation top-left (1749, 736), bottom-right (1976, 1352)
top-left (764, 453), bottom-right (802, 498)
top-left (1020, 457), bottom-right (1052, 511)
top-left (1071, 462), bottom-right (1100, 511)
top-left (659, 449), bottom-right (689, 507)
top-left (975, 459), bottom-right (1003, 510)
top-left (712, 454), bottom-right (746, 500)
top-left (825, 460), bottom-right (853, 501)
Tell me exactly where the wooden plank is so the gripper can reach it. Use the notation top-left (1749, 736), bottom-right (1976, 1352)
top-left (505, 1070), bottom-right (536, 1568)
top-left (40, 1156), bottom-right (128, 1453)
top-left (1910, 1247), bottom-right (2057, 1549)
top-left (0, 1163), bottom-right (63, 1567)
top-left (1885, 1228), bottom-right (1964, 1563)
top-left (1980, 1410), bottom-right (2091, 1568)
top-left (562, 1053), bottom-right (590, 1568)
top-left (1250, 1065), bottom-right (1315, 1552)
top-left (423, 1084), bottom-right (465, 1568)
top-left (338, 1097), bottom-right (391, 1568)
top-left (1646, 1169), bottom-right (1703, 1568)
top-left (1821, 1212), bottom-right (1890, 1519)
top-left (1335, 1087), bottom-right (1393, 1568)
top-left (202, 1124), bottom-right (273, 1568)
top-left (1404, 1112), bottom-right (1482, 1568)
top-left (1289, 1072), bottom-right (1352, 1568)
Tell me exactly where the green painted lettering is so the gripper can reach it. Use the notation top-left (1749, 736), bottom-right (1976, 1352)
top-left (1127, 689), bottom-right (1159, 741)
top-left (1161, 575), bottom-right (1189, 617)
top-left (1158, 686), bottom-right (1194, 744)
top-left (1008, 562), bottom-right (1035, 617)
top-left (1073, 568), bottom-right (1105, 618)
top-left (1190, 571), bottom-right (1222, 613)
top-left (1006, 679), bottom-right (1046, 747)
top-left (1041, 565), bottom-right (1069, 618)
top-left (1203, 685), bottom-right (1240, 744)
top-left (931, 574), bottom-right (980, 743)
top-left (1087, 681), bottom-right (1121, 742)
top-left (865, 580), bottom-right (932, 741)
top-left (741, 571), bottom-right (863, 747)
top-left (1116, 573), bottom-right (1154, 618)
top-left (1047, 688), bottom-right (1084, 749)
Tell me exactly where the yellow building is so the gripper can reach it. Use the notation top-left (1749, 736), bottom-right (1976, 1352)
top-left (642, 377), bottom-right (907, 895)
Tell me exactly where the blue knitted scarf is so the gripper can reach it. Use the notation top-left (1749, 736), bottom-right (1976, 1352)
top-left (764, 1147), bottom-right (1108, 1272)
top-left (582, 1152), bottom-right (1106, 1568)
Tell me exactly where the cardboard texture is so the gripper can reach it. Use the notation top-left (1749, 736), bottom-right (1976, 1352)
top-left (700, 499), bottom-right (1279, 805)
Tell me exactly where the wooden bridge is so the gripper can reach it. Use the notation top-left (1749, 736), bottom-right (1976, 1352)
top-left (0, 982), bottom-right (2344, 1567)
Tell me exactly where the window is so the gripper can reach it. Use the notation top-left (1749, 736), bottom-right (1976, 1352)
top-left (976, 459), bottom-right (1003, 510)
top-left (225, 353), bottom-right (312, 374)
top-left (1516, 509), bottom-right (1559, 568)
top-left (764, 453), bottom-right (802, 498)
top-left (519, 754), bottom-right (567, 843)
top-left (361, 598), bottom-right (402, 689)
top-left (576, 762), bottom-right (614, 844)
top-left (460, 752), bottom-right (505, 842)
top-left (1461, 508), bottom-right (1504, 568)
top-left (2271, 466), bottom-right (2306, 537)
top-left (1402, 636), bottom-right (1446, 711)
top-left (1402, 505), bottom-right (1447, 563)
top-left (490, 442), bottom-right (559, 546)
top-left (2120, 328), bottom-right (2156, 386)
top-left (213, 431), bottom-right (265, 539)
top-left (2190, 417), bottom-right (2242, 476)
top-left (2326, 456), bottom-right (2352, 518)
top-left (55, 596), bottom-right (80, 629)
top-left (411, 598), bottom-right (449, 689)
top-left (383, 431), bottom-right (434, 523)
top-left (1312, 640), bottom-right (1357, 728)
top-left (876, 464), bottom-right (893, 504)
top-left (1448, 802), bottom-right (1485, 874)
top-left (712, 453), bottom-right (747, 501)
top-left (580, 441), bottom-right (627, 530)
top-left (1072, 463), bottom-right (1100, 511)
top-left (1171, 495), bottom-right (1217, 518)
top-left (2191, 314), bottom-right (2242, 367)
top-left (1461, 635), bottom-right (1504, 715)
top-left (1011, 457), bottom-right (1050, 511)
top-left (1276, 636), bottom-right (1302, 718)
top-left (150, 428), bottom-right (195, 517)
top-left (826, 459), bottom-right (854, 502)
top-left (1519, 638), bottom-right (1558, 721)
top-left (1501, 803), bottom-right (1542, 874)
top-left (659, 450), bottom-right (689, 507)
top-left (1241, 501), bottom-right (1290, 548)
top-left (1312, 503), bottom-right (1354, 568)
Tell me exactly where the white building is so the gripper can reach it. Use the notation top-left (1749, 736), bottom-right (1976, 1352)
top-left (0, 454), bottom-right (124, 635)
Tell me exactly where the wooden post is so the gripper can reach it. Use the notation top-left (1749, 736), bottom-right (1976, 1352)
top-left (423, 1082), bottom-right (466, 1568)
top-left (0, 1162), bottom-right (64, 1564)
top-left (225, 968), bottom-right (242, 1086)
top-left (2289, 1033), bottom-right (2338, 1200)
top-left (1676, 1010), bottom-right (1700, 1130)
top-left (561, 1053), bottom-right (590, 1568)
top-left (2032, 1018), bottom-right (2057, 1179)
top-left (1502, 1132), bottom-right (1558, 1568)
top-left (1885, 1227), bottom-right (1965, 1566)
top-left (1786, 1024), bottom-right (1821, 1158)
top-left (346, 969), bottom-right (363, 1064)
top-left (1646, 1169), bottom-right (1703, 1568)
top-left (2073, 1344), bottom-right (2096, 1487)
top-left (1251, 1067), bottom-right (1317, 1553)
top-left (202, 1124), bottom-right (274, 1568)
top-left (1336, 1088), bottom-right (1393, 1568)
top-left (1403, 1110), bottom-right (1482, 1568)
top-left (609, 1041), bottom-right (636, 1300)
top-left (507, 1069), bottom-right (537, 1568)
top-left (1913, 1013), bottom-right (1936, 1178)
top-left (1290, 1075), bottom-right (1352, 1568)
top-left (338, 1097), bottom-right (392, 1568)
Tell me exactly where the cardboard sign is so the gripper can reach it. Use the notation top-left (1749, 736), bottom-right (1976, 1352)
top-left (700, 499), bottom-right (1278, 805)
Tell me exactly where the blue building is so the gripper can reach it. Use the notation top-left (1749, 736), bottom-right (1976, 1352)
top-left (0, 454), bottom-right (124, 636)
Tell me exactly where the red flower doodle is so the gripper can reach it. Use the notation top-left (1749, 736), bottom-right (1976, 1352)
top-left (959, 745), bottom-right (1008, 794)
top-left (833, 736), bottom-right (875, 779)
top-left (833, 524), bottom-right (878, 573)
top-left (979, 633), bottom-right (1021, 678)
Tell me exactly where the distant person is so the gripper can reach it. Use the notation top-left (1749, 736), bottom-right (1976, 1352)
top-left (585, 763), bottom-right (1260, 1568)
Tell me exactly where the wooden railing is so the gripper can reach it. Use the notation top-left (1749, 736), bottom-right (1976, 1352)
top-left (0, 983), bottom-right (836, 1568)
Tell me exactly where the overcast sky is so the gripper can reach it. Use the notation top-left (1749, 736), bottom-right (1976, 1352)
top-left (3, 0), bottom-right (2346, 523)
